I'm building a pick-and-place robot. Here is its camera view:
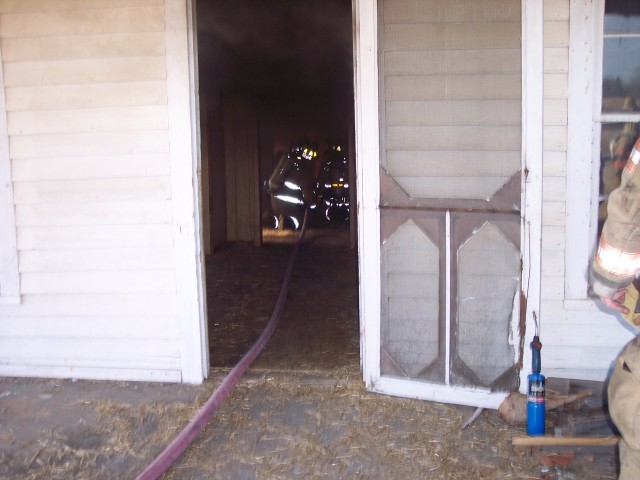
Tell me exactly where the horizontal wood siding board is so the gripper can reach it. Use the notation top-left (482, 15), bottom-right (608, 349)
top-left (544, 74), bottom-right (568, 99)
top-left (15, 201), bottom-right (172, 227)
top-left (10, 131), bottom-right (169, 159)
top-left (544, 20), bottom-right (569, 47)
top-left (384, 49), bottom-right (520, 75)
top-left (544, 47), bottom-right (569, 73)
top-left (13, 177), bottom-right (171, 204)
top-left (12, 154), bottom-right (171, 181)
top-left (5, 82), bottom-right (167, 111)
top-left (0, 293), bottom-right (177, 317)
top-left (544, 99), bottom-right (568, 126)
top-left (1, 33), bottom-right (166, 62)
top-left (383, 0), bottom-right (520, 23)
top-left (4, 56), bottom-right (166, 88)
top-left (0, 0), bottom-right (163, 14)
top-left (19, 247), bottom-right (175, 272)
top-left (542, 201), bottom-right (566, 226)
top-left (20, 270), bottom-right (176, 294)
top-left (385, 75), bottom-right (521, 100)
top-left (17, 224), bottom-right (174, 250)
top-left (384, 23), bottom-right (520, 51)
top-left (543, 0), bottom-right (569, 20)
top-left (543, 177), bottom-right (567, 203)
top-left (541, 226), bottom-right (565, 251)
top-left (386, 126), bottom-right (521, 151)
top-left (0, 337), bottom-right (179, 358)
top-left (543, 126), bottom-right (568, 151)
top-left (541, 250), bottom-right (565, 276)
top-left (385, 100), bottom-right (520, 126)
top-left (0, 6), bottom-right (165, 38)
top-left (2, 315), bottom-right (178, 338)
top-left (543, 151), bottom-right (567, 177)
top-left (0, 364), bottom-right (181, 382)
top-left (8, 106), bottom-right (169, 135)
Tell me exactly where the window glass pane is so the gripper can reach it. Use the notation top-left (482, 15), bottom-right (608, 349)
top-left (602, 37), bottom-right (640, 112)
top-left (598, 123), bottom-right (639, 233)
top-left (604, 0), bottom-right (640, 34)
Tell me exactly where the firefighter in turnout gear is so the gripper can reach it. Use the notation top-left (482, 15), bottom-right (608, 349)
top-left (590, 137), bottom-right (640, 480)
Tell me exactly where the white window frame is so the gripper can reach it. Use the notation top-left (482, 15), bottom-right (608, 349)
top-left (566, 0), bottom-right (640, 302)
top-left (0, 43), bottom-right (20, 305)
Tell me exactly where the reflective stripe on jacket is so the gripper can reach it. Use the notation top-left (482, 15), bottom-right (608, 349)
top-left (591, 138), bottom-right (640, 298)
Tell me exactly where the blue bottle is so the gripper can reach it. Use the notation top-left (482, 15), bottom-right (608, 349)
top-left (526, 372), bottom-right (545, 436)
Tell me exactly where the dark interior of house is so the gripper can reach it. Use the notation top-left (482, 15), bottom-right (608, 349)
top-left (195, 0), bottom-right (360, 373)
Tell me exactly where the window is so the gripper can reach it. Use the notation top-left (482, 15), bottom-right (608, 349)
top-left (597, 2), bottom-right (640, 236)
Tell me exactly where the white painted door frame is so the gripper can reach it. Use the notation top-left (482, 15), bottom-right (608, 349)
top-left (354, 0), bottom-right (544, 406)
top-left (167, 0), bottom-right (209, 383)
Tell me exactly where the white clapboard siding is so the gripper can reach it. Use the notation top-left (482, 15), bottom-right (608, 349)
top-left (3, 57), bottom-right (166, 87)
top-left (0, 293), bottom-right (177, 317)
top-left (19, 246), bottom-right (175, 272)
top-left (13, 177), bottom-right (171, 204)
top-left (21, 270), bottom-right (176, 295)
top-left (10, 131), bottom-right (169, 159)
top-left (2, 315), bottom-right (177, 339)
top-left (17, 224), bottom-right (174, 250)
top-left (0, 6), bottom-right (165, 37)
top-left (0, 0), bottom-right (163, 14)
top-left (5, 82), bottom-right (167, 111)
top-left (543, 151), bottom-right (567, 177)
top-left (542, 201), bottom-right (566, 226)
top-left (15, 201), bottom-right (172, 226)
top-left (0, 1), bottom-right (185, 382)
top-left (8, 106), bottom-right (168, 135)
top-left (12, 154), bottom-right (171, 181)
top-left (1, 32), bottom-right (166, 62)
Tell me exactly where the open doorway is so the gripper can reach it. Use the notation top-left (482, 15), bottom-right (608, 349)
top-left (195, 0), bottom-right (359, 374)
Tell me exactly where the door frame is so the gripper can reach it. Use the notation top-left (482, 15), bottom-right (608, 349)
top-left (354, 0), bottom-right (543, 407)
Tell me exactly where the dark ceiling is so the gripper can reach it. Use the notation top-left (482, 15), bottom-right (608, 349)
top-left (196, 0), bottom-right (354, 96)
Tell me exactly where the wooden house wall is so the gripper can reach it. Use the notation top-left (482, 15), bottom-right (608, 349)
top-left (0, 0), bottom-right (184, 381)
top-left (540, 0), bottom-right (634, 381)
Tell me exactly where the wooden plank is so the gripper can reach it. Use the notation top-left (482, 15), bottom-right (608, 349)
top-left (543, 151), bottom-right (567, 177)
top-left (0, 6), bottom-right (165, 38)
top-left (385, 74), bottom-right (521, 100)
top-left (544, 99), bottom-right (568, 126)
top-left (544, 21), bottom-right (570, 48)
top-left (385, 99), bottom-right (520, 126)
top-left (0, 0), bottom-right (162, 13)
top-left (19, 246), bottom-right (175, 272)
top-left (0, 364), bottom-right (181, 382)
top-left (386, 125), bottom-right (521, 151)
top-left (544, 126), bottom-right (568, 152)
top-left (1, 314), bottom-right (178, 338)
top-left (3, 57), bottom-right (166, 87)
top-left (386, 151), bottom-right (520, 177)
top-left (544, 73), bottom-right (569, 99)
top-left (20, 269), bottom-right (176, 294)
top-left (1, 32), bottom-right (165, 61)
top-left (15, 201), bottom-right (172, 226)
top-left (10, 131), bottom-right (169, 159)
top-left (544, 47), bottom-right (569, 73)
top-left (384, 23), bottom-right (520, 51)
top-left (0, 293), bottom-right (177, 317)
top-left (544, 0), bottom-right (569, 21)
top-left (541, 276), bottom-right (566, 300)
top-left (12, 154), bottom-right (170, 181)
top-left (541, 250), bottom-right (565, 277)
top-left (542, 226), bottom-right (565, 251)
top-left (17, 224), bottom-right (174, 250)
top-left (513, 436), bottom-right (618, 447)
top-left (8, 106), bottom-right (168, 135)
top-left (384, 49), bottom-right (520, 75)
top-left (383, 0), bottom-right (520, 23)
top-left (543, 177), bottom-right (567, 203)
top-left (13, 177), bottom-right (171, 204)
top-left (5, 82), bottom-right (167, 111)
top-left (542, 201), bottom-right (566, 226)
top-left (543, 323), bottom-right (634, 347)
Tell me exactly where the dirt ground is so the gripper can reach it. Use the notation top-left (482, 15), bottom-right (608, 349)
top-left (0, 222), bottom-right (621, 479)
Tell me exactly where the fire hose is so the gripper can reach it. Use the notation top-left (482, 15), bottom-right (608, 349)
top-left (136, 209), bottom-right (310, 480)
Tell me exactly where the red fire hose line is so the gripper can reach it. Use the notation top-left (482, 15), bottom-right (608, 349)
top-left (136, 209), bottom-right (309, 480)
